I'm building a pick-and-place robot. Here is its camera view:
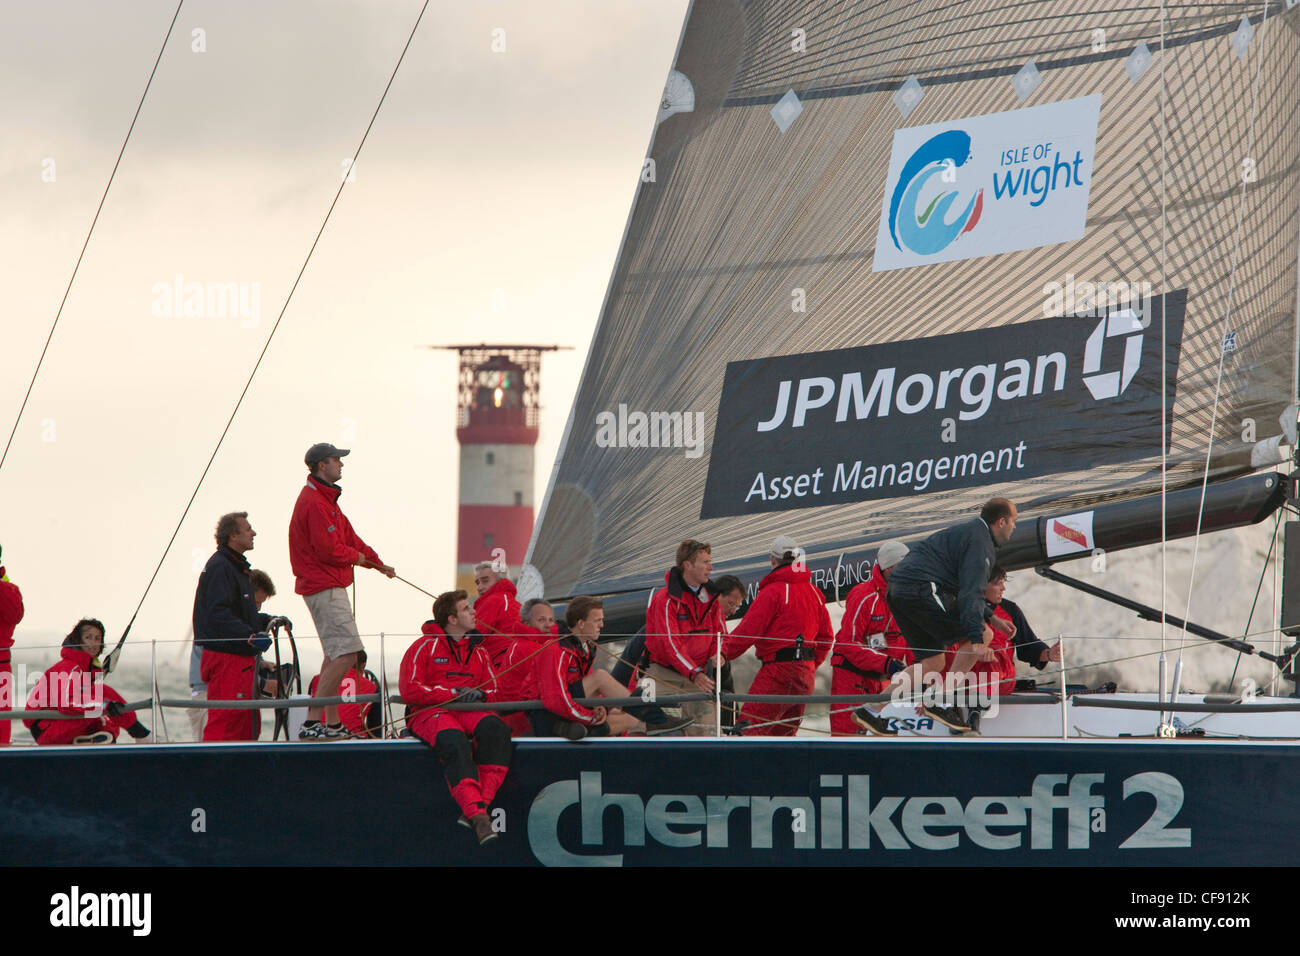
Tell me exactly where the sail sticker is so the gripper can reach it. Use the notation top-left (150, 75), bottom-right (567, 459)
top-left (1045, 512), bottom-right (1095, 557)
top-left (700, 290), bottom-right (1186, 518)
top-left (873, 95), bottom-right (1101, 271)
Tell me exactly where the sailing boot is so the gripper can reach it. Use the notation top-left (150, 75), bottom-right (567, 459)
top-left (468, 812), bottom-right (497, 846)
top-left (851, 707), bottom-right (897, 736)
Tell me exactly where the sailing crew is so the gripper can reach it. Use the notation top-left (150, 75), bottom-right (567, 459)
top-left (492, 598), bottom-right (559, 737)
top-left (0, 545), bottom-right (23, 746)
top-left (885, 498), bottom-right (1018, 732)
top-left (473, 561), bottom-right (522, 669)
top-left (644, 539), bottom-right (727, 736)
top-left (834, 540), bottom-right (913, 737)
top-left (289, 442), bottom-right (395, 741)
top-left (193, 513), bottom-right (278, 741)
top-left (707, 574), bottom-right (745, 731)
top-left (722, 535), bottom-right (833, 736)
top-left (524, 595), bottom-right (686, 739)
top-left (400, 590), bottom-right (511, 846)
top-left (25, 619), bottom-right (150, 745)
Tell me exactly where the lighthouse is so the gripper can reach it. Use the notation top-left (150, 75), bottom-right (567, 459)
top-left (435, 344), bottom-right (563, 592)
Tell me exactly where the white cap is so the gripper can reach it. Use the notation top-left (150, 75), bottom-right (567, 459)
top-left (770, 534), bottom-right (798, 558)
top-left (876, 540), bottom-right (909, 569)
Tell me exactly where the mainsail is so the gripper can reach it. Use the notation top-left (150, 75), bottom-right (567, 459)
top-left (527, 0), bottom-right (1300, 612)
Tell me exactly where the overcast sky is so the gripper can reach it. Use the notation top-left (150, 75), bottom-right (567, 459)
top-left (0, 0), bottom-right (690, 653)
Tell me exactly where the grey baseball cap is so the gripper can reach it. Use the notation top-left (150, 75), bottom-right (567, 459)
top-left (305, 442), bottom-right (350, 467)
top-left (876, 539), bottom-right (909, 569)
top-left (770, 534), bottom-right (799, 558)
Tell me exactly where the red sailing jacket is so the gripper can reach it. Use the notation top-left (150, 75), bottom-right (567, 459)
top-left (723, 563), bottom-right (833, 665)
top-left (831, 564), bottom-right (914, 683)
top-left (288, 477), bottom-right (382, 596)
top-left (0, 572), bottom-right (22, 662)
top-left (399, 622), bottom-right (498, 712)
top-left (24, 646), bottom-right (129, 723)
top-left (474, 578), bottom-right (522, 666)
top-left (942, 604), bottom-right (1017, 696)
top-left (494, 621), bottom-right (558, 706)
top-left (644, 568), bottom-right (726, 677)
top-left (521, 635), bottom-right (598, 725)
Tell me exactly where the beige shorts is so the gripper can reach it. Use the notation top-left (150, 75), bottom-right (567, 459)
top-left (303, 588), bottom-right (364, 659)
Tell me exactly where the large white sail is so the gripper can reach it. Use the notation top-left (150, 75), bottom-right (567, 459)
top-left (528, 0), bottom-right (1299, 601)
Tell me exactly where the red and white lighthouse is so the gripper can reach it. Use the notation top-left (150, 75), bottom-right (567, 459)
top-left (436, 345), bottom-right (562, 593)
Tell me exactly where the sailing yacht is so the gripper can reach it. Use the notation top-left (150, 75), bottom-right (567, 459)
top-left (2, 0), bottom-right (1298, 866)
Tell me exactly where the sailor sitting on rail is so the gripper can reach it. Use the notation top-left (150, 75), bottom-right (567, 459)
top-left (25, 619), bottom-right (150, 745)
top-left (400, 590), bottom-right (511, 847)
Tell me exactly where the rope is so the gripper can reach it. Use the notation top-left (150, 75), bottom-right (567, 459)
top-left (0, 0), bottom-right (185, 476)
top-left (105, 0), bottom-right (433, 669)
top-left (1169, 0), bottom-right (1277, 703)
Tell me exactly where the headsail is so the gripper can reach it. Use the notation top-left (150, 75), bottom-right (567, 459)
top-left (528, 1), bottom-right (1300, 610)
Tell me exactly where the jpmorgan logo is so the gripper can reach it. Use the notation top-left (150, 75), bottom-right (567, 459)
top-left (1082, 309), bottom-right (1144, 400)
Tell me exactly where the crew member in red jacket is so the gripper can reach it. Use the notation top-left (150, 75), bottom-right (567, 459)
top-left (723, 535), bottom-right (832, 736)
top-left (289, 442), bottom-right (395, 740)
top-left (833, 540), bottom-right (914, 737)
top-left (308, 650), bottom-right (379, 737)
top-left (493, 598), bottom-right (559, 737)
top-left (523, 596), bottom-right (686, 740)
top-left (25, 619), bottom-right (150, 745)
top-left (400, 590), bottom-right (511, 846)
top-left (472, 562), bottom-right (522, 668)
top-left (644, 540), bottom-right (727, 736)
top-left (0, 547), bottom-right (23, 746)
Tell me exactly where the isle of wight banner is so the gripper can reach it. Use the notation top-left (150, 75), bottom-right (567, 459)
top-left (873, 95), bottom-right (1101, 271)
top-left (700, 292), bottom-right (1185, 519)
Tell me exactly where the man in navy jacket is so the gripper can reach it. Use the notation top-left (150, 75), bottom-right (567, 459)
top-left (193, 512), bottom-right (274, 741)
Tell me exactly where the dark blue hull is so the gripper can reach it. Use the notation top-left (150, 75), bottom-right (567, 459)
top-left (1, 738), bottom-right (1290, 866)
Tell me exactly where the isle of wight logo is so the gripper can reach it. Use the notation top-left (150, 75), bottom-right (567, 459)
top-left (887, 130), bottom-right (984, 256)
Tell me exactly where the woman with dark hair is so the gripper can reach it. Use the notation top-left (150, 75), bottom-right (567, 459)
top-left (24, 619), bottom-right (150, 745)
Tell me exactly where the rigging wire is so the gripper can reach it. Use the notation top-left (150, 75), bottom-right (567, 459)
top-left (0, 0), bottom-right (185, 476)
top-left (1228, 506), bottom-right (1284, 689)
top-left (1169, 0), bottom-right (1275, 704)
top-left (105, 0), bottom-right (433, 668)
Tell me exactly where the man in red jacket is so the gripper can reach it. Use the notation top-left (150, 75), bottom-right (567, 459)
top-left (473, 562), bottom-right (522, 668)
top-left (0, 546), bottom-right (23, 746)
top-left (833, 540), bottom-right (913, 736)
top-left (523, 596), bottom-right (685, 739)
top-left (644, 540), bottom-right (727, 736)
top-left (400, 590), bottom-right (511, 846)
top-left (723, 535), bottom-right (832, 736)
top-left (493, 598), bottom-right (559, 737)
top-left (289, 442), bottom-right (395, 740)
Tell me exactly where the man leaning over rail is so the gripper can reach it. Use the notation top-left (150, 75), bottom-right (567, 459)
top-left (400, 589), bottom-right (511, 847)
top-left (885, 497), bottom-right (1017, 732)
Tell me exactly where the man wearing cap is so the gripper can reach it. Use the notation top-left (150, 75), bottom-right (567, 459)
top-left (832, 540), bottom-right (913, 736)
top-left (885, 497), bottom-right (1018, 732)
top-left (722, 535), bottom-right (832, 736)
top-left (289, 442), bottom-right (395, 740)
